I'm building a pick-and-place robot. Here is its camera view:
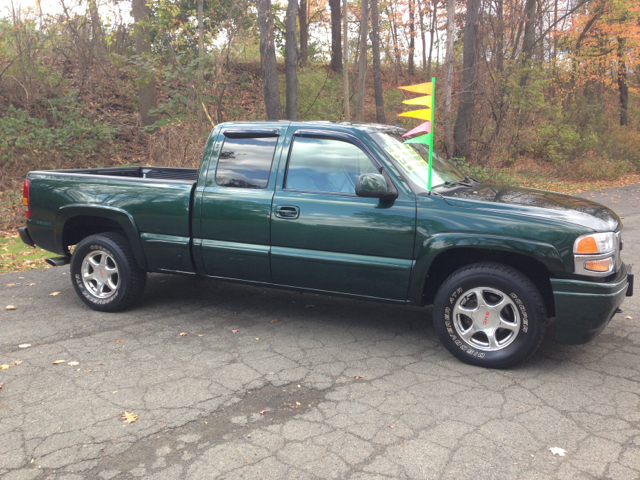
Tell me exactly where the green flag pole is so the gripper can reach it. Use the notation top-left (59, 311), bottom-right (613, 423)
top-left (427, 77), bottom-right (435, 190)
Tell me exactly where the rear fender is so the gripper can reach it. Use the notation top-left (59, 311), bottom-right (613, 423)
top-left (56, 205), bottom-right (148, 270)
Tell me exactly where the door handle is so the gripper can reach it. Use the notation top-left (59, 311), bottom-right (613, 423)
top-left (275, 205), bottom-right (300, 219)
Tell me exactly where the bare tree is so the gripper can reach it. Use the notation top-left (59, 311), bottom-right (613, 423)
top-left (453, 0), bottom-right (480, 159)
top-left (343, 0), bottom-right (350, 120)
top-left (329, 0), bottom-right (342, 71)
top-left (88, 0), bottom-right (103, 58)
top-left (131, 0), bottom-right (159, 128)
top-left (285, 0), bottom-right (299, 120)
top-left (355, 0), bottom-right (368, 122)
top-left (427, 0), bottom-right (438, 79)
top-left (299, 0), bottom-right (309, 67)
top-left (370, 0), bottom-right (385, 123)
top-left (197, 0), bottom-right (205, 134)
top-left (617, 37), bottom-right (628, 126)
top-left (408, 0), bottom-right (415, 76)
top-left (443, 0), bottom-right (454, 156)
top-left (257, 0), bottom-right (282, 119)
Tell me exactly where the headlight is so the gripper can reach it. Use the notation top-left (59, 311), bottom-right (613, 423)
top-left (574, 232), bottom-right (619, 276)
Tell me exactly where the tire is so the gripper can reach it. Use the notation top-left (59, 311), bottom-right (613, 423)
top-left (70, 232), bottom-right (147, 312)
top-left (432, 262), bottom-right (547, 369)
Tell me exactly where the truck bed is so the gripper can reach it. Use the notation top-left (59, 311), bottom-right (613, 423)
top-left (31, 166), bottom-right (199, 184)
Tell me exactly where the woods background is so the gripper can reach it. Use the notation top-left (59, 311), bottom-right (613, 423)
top-left (0, 0), bottom-right (639, 191)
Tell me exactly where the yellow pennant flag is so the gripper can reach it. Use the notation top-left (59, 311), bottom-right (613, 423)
top-left (397, 108), bottom-right (431, 121)
top-left (398, 82), bottom-right (433, 95)
top-left (402, 95), bottom-right (432, 106)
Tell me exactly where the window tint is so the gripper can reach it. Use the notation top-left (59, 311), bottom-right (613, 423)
top-left (215, 135), bottom-right (278, 189)
top-left (285, 136), bottom-right (378, 194)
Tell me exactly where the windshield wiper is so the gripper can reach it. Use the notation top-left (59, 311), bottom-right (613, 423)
top-left (431, 176), bottom-right (480, 190)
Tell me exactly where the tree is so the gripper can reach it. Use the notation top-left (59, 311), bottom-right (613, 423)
top-left (329, 0), bottom-right (342, 71)
top-left (299, 0), bottom-right (309, 67)
top-left (131, 0), bottom-right (159, 128)
top-left (453, 0), bottom-right (480, 159)
top-left (285, 0), bottom-right (299, 120)
top-left (370, 0), bottom-right (385, 123)
top-left (343, 0), bottom-right (350, 120)
top-left (407, 0), bottom-right (415, 76)
top-left (257, 0), bottom-right (282, 120)
top-left (355, 0), bottom-right (369, 122)
top-left (443, 0), bottom-right (454, 156)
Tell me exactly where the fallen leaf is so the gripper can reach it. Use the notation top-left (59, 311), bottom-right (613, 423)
top-left (5, 305), bottom-right (17, 311)
top-left (304, 305), bottom-right (315, 308)
top-left (625, 315), bottom-right (633, 319)
top-left (390, 425), bottom-right (396, 429)
top-left (231, 329), bottom-right (239, 333)
top-left (12, 360), bottom-right (22, 366)
top-left (52, 360), bottom-right (66, 365)
top-left (549, 447), bottom-right (566, 456)
top-left (260, 410), bottom-right (267, 415)
top-left (179, 332), bottom-right (188, 336)
top-left (6, 283), bottom-right (15, 287)
top-left (67, 361), bottom-right (79, 366)
top-left (19, 344), bottom-right (31, 348)
top-left (255, 338), bottom-right (259, 341)
top-left (355, 376), bottom-right (363, 380)
top-left (0, 365), bottom-right (9, 370)
top-left (197, 334), bottom-right (204, 337)
top-left (49, 292), bottom-right (60, 296)
top-left (26, 283), bottom-right (35, 286)
top-left (296, 402), bottom-right (301, 406)
top-left (84, 370), bottom-right (91, 372)
top-left (120, 411), bottom-right (138, 424)
top-left (0, 383), bottom-right (4, 389)
top-left (270, 319), bottom-right (280, 323)
top-left (116, 339), bottom-right (124, 343)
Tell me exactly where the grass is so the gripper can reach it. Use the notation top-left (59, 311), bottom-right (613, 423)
top-left (0, 236), bottom-right (55, 274)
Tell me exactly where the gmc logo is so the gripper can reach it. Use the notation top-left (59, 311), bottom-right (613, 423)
top-left (483, 311), bottom-right (490, 325)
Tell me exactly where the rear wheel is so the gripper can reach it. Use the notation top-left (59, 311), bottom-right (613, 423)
top-left (432, 262), bottom-right (547, 368)
top-left (70, 232), bottom-right (146, 312)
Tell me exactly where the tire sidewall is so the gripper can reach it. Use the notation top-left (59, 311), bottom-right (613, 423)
top-left (70, 236), bottom-right (131, 311)
top-left (433, 268), bottom-right (543, 368)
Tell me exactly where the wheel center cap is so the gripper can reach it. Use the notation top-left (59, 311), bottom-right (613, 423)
top-left (475, 308), bottom-right (500, 330)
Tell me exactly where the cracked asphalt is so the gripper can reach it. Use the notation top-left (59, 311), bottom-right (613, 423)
top-left (1, 184), bottom-right (640, 480)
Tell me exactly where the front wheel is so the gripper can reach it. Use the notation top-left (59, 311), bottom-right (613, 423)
top-left (70, 232), bottom-right (147, 312)
top-left (432, 262), bottom-right (547, 368)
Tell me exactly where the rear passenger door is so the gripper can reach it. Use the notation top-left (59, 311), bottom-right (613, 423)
top-left (196, 127), bottom-right (286, 282)
top-left (270, 130), bottom-right (416, 300)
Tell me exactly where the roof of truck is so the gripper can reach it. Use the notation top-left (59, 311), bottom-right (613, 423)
top-left (215, 121), bottom-right (406, 135)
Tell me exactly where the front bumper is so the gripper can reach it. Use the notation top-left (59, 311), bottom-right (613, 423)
top-left (551, 263), bottom-right (632, 344)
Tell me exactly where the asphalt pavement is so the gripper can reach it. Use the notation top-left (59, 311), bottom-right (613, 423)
top-left (1, 184), bottom-right (640, 480)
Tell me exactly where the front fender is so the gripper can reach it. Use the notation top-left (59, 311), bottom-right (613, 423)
top-left (407, 233), bottom-right (565, 304)
top-left (56, 204), bottom-right (148, 270)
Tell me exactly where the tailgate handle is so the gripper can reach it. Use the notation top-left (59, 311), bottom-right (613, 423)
top-left (275, 205), bottom-right (300, 219)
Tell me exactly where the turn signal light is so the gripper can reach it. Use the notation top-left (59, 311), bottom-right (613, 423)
top-left (574, 232), bottom-right (616, 254)
top-left (575, 236), bottom-right (597, 254)
top-left (23, 179), bottom-right (31, 219)
top-left (584, 258), bottom-right (613, 272)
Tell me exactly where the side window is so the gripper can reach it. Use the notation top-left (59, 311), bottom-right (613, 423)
top-left (215, 135), bottom-right (278, 189)
top-left (285, 136), bottom-right (379, 194)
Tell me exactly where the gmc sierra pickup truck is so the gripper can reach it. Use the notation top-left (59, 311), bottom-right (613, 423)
top-left (19, 121), bottom-right (633, 368)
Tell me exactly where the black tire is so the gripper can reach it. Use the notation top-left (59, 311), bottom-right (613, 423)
top-left (70, 232), bottom-right (147, 312)
top-left (432, 262), bottom-right (547, 368)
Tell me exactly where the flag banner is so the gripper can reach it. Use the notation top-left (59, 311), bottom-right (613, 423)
top-left (397, 108), bottom-right (431, 120)
top-left (404, 133), bottom-right (431, 145)
top-left (402, 121), bottom-right (431, 138)
top-left (398, 82), bottom-right (433, 95)
top-left (402, 95), bottom-right (432, 106)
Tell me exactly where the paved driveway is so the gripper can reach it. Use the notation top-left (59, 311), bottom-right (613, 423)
top-left (1, 185), bottom-right (639, 480)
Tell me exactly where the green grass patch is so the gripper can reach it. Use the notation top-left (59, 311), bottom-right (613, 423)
top-left (0, 236), bottom-right (55, 274)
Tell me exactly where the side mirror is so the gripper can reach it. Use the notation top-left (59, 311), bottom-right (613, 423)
top-left (356, 173), bottom-right (398, 200)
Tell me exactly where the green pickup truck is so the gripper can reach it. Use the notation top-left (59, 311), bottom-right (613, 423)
top-left (19, 121), bottom-right (632, 368)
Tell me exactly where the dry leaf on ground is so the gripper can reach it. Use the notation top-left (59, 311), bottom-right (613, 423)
top-left (5, 305), bottom-right (17, 311)
top-left (355, 376), bottom-right (363, 380)
top-left (231, 329), bottom-right (239, 333)
top-left (49, 292), bottom-right (60, 296)
top-left (259, 410), bottom-right (267, 415)
top-left (120, 411), bottom-right (138, 423)
top-left (67, 361), bottom-right (79, 366)
top-left (549, 447), bottom-right (567, 456)
top-left (6, 284), bottom-right (15, 287)
top-left (116, 339), bottom-right (124, 343)
top-left (52, 360), bottom-right (66, 365)
top-left (0, 365), bottom-right (9, 370)
top-left (18, 344), bottom-right (31, 348)
top-left (625, 315), bottom-right (633, 319)
top-left (179, 332), bottom-right (188, 336)
top-left (270, 319), bottom-right (279, 323)
top-left (12, 360), bottom-right (22, 366)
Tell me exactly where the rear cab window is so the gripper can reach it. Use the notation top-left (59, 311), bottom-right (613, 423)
top-left (215, 133), bottom-right (279, 189)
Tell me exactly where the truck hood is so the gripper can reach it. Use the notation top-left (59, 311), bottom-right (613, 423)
top-left (440, 184), bottom-right (620, 232)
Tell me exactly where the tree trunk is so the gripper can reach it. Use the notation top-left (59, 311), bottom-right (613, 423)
top-left (131, 0), bottom-right (159, 128)
top-left (257, 0), bottom-right (282, 120)
top-left (419, 0), bottom-right (426, 73)
top-left (299, 0), bottom-right (309, 67)
top-left (197, 0), bottom-right (205, 134)
top-left (427, 0), bottom-right (437, 79)
top-left (453, 0), bottom-right (480, 159)
top-left (285, 0), bottom-right (299, 120)
top-left (370, 0), bottom-right (385, 123)
top-left (408, 0), bottom-right (415, 76)
top-left (342, 0), bottom-right (350, 120)
top-left (355, 0), bottom-right (369, 122)
top-left (329, 0), bottom-right (342, 71)
top-left (496, 0), bottom-right (504, 73)
top-left (88, 0), bottom-right (103, 58)
top-left (617, 37), bottom-right (628, 126)
top-left (443, 0), bottom-right (454, 156)
top-left (518, 0), bottom-right (536, 86)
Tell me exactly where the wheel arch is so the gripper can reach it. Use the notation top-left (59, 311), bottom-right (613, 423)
top-left (55, 205), bottom-right (148, 270)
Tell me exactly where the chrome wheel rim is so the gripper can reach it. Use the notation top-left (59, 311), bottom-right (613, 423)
top-left (452, 287), bottom-right (520, 352)
top-left (81, 250), bottom-right (120, 299)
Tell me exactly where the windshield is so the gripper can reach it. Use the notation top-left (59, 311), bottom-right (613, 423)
top-left (370, 132), bottom-right (464, 191)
